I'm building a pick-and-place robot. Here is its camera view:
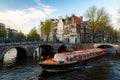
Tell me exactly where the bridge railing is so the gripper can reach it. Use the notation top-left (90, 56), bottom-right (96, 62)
top-left (0, 41), bottom-right (41, 46)
top-left (0, 40), bottom-right (119, 47)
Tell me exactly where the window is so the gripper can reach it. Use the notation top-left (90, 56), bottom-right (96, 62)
top-left (70, 27), bottom-right (76, 32)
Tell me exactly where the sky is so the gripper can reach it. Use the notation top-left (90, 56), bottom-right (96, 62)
top-left (0, 0), bottom-right (120, 34)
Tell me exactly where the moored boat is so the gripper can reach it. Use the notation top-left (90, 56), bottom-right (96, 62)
top-left (39, 48), bottom-right (107, 70)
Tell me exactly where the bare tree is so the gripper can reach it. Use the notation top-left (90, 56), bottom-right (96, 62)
top-left (84, 6), bottom-right (111, 42)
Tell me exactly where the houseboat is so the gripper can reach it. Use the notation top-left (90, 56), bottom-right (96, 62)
top-left (39, 48), bottom-right (107, 70)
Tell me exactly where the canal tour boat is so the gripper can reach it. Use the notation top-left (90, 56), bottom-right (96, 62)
top-left (39, 48), bottom-right (107, 70)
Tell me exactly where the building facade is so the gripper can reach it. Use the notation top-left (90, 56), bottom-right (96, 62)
top-left (56, 16), bottom-right (64, 42)
top-left (40, 17), bottom-right (65, 42)
top-left (49, 19), bottom-right (58, 42)
top-left (80, 21), bottom-right (92, 43)
top-left (63, 14), bottom-right (83, 43)
top-left (6, 28), bottom-right (18, 39)
top-left (0, 23), bottom-right (5, 31)
top-left (0, 23), bottom-right (6, 40)
top-left (40, 14), bottom-right (120, 43)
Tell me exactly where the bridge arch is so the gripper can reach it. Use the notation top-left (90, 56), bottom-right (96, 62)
top-left (1, 46), bottom-right (29, 60)
top-left (15, 47), bottom-right (28, 57)
top-left (97, 45), bottom-right (114, 48)
top-left (39, 45), bottom-right (56, 59)
top-left (96, 44), bottom-right (117, 53)
top-left (58, 44), bottom-right (68, 53)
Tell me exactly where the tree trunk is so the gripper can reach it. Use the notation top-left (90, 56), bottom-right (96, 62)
top-left (46, 35), bottom-right (49, 42)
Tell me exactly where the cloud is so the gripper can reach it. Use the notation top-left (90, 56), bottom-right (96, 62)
top-left (0, 0), bottom-right (56, 34)
top-left (34, 0), bottom-right (51, 8)
top-left (34, 0), bottom-right (56, 15)
top-left (0, 8), bottom-right (46, 24)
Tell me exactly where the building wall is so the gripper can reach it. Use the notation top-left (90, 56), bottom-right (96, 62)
top-left (56, 16), bottom-right (64, 42)
top-left (50, 19), bottom-right (58, 42)
top-left (0, 23), bottom-right (6, 40)
top-left (40, 19), bottom-right (58, 42)
top-left (6, 28), bottom-right (18, 39)
top-left (81, 21), bottom-right (92, 43)
top-left (0, 23), bottom-right (5, 31)
top-left (63, 14), bottom-right (82, 43)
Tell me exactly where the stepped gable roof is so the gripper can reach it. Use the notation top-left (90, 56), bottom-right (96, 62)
top-left (73, 15), bottom-right (82, 23)
top-left (64, 14), bottom-right (83, 25)
top-left (64, 17), bottom-right (72, 25)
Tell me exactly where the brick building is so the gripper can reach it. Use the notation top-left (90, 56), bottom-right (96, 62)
top-left (63, 14), bottom-right (83, 43)
top-left (40, 14), bottom-right (92, 43)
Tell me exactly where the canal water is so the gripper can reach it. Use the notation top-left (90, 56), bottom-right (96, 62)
top-left (0, 48), bottom-right (120, 80)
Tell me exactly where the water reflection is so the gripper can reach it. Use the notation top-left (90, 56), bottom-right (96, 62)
top-left (3, 48), bottom-right (17, 68)
top-left (38, 54), bottom-right (120, 80)
top-left (0, 48), bottom-right (120, 80)
top-left (0, 48), bottom-right (38, 70)
top-left (4, 48), bottom-right (17, 59)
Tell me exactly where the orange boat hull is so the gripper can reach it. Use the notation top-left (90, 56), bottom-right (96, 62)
top-left (39, 51), bottom-right (107, 70)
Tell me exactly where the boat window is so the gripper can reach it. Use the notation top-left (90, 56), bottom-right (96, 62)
top-left (54, 54), bottom-right (67, 62)
top-left (78, 55), bottom-right (82, 60)
top-left (94, 52), bottom-right (96, 55)
top-left (69, 54), bottom-right (77, 62)
top-left (83, 54), bottom-right (86, 58)
top-left (95, 52), bottom-right (97, 55)
top-left (90, 53), bottom-right (92, 56)
top-left (72, 57), bottom-right (76, 61)
top-left (76, 56), bottom-right (79, 61)
top-left (93, 52), bottom-right (95, 55)
top-left (87, 53), bottom-right (90, 57)
top-left (96, 52), bottom-right (99, 55)
top-left (97, 52), bottom-right (100, 55)
top-left (69, 56), bottom-right (75, 62)
top-left (69, 56), bottom-right (72, 61)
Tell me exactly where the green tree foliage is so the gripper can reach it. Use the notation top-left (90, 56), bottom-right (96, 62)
top-left (27, 27), bottom-right (40, 41)
top-left (84, 6), bottom-right (111, 42)
top-left (105, 26), bottom-right (119, 43)
top-left (18, 31), bottom-right (26, 39)
top-left (0, 29), bottom-right (7, 38)
top-left (113, 30), bottom-right (118, 42)
top-left (117, 8), bottom-right (120, 42)
top-left (41, 20), bottom-right (52, 41)
top-left (118, 29), bottom-right (120, 42)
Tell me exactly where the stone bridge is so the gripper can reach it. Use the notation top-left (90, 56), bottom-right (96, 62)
top-left (0, 42), bottom-right (119, 60)
top-left (94, 43), bottom-right (120, 53)
top-left (0, 42), bottom-right (73, 60)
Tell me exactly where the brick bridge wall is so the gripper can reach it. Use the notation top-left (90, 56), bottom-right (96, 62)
top-left (70, 43), bottom-right (94, 51)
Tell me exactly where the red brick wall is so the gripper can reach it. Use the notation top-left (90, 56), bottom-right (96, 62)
top-left (70, 43), bottom-right (94, 51)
